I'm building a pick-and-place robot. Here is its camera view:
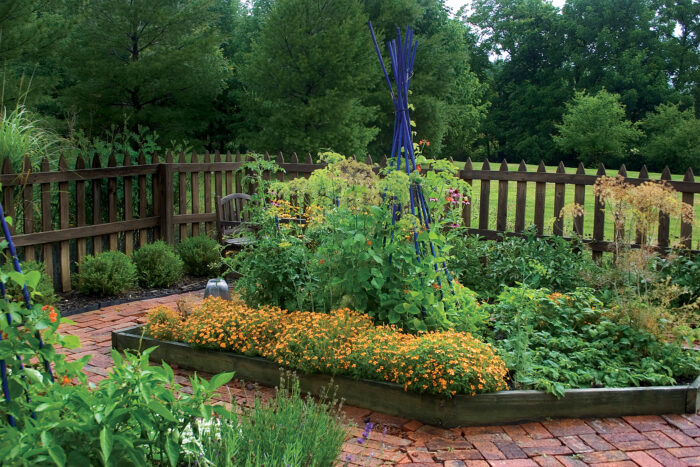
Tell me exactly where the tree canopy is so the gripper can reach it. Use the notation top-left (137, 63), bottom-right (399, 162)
top-left (0, 0), bottom-right (698, 170)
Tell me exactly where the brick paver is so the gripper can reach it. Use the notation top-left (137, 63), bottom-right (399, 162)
top-left (58, 291), bottom-right (700, 466)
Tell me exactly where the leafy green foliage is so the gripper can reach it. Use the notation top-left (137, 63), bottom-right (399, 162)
top-left (61, 0), bottom-right (228, 141)
top-left (238, 0), bottom-right (377, 155)
top-left (230, 155), bottom-right (485, 333)
top-left (655, 252), bottom-right (700, 305)
top-left (554, 90), bottom-right (643, 166)
top-left (450, 230), bottom-right (597, 300)
top-left (1, 346), bottom-right (235, 466)
top-left (132, 241), bottom-right (184, 288)
top-left (176, 235), bottom-right (221, 277)
top-left (489, 287), bottom-right (700, 397)
top-left (1, 260), bottom-right (56, 305)
top-left (75, 251), bottom-right (137, 296)
top-left (229, 231), bottom-right (317, 312)
top-left (642, 103), bottom-right (700, 172)
top-left (186, 371), bottom-right (346, 466)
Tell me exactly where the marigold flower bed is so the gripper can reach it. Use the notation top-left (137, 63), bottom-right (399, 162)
top-left (145, 298), bottom-right (508, 397)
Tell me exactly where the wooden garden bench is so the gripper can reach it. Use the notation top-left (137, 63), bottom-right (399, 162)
top-left (215, 193), bottom-right (307, 249)
top-left (215, 193), bottom-right (259, 248)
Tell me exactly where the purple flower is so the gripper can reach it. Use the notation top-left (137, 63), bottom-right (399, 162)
top-left (345, 455), bottom-right (353, 462)
top-left (450, 223), bottom-right (460, 228)
top-left (358, 421), bottom-right (374, 444)
top-left (429, 197), bottom-right (438, 202)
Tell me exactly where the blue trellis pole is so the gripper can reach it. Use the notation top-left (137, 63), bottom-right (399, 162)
top-left (0, 200), bottom-right (54, 426)
top-left (368, 22), bottom-right (454, 297)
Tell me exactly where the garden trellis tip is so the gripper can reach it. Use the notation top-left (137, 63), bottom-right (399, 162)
top-left (368, 22), bottom-right (454, 294)
top-left (0, 200), bottom-right (54, 426)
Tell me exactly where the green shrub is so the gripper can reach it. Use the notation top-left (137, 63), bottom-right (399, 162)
top-left (132, 241), bottom-right (184, 288)
top-left (75, 251), bottom-right (137, 296)
top-left (176, 235), bottom-right (221, 277)
top-left (1, 260), bottom-right (56, 304)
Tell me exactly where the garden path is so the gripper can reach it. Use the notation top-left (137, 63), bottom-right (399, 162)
top-left (58, 291), bottom-right (700, 466)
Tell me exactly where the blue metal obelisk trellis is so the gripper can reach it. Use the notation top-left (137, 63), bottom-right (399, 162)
top-left (368, 22), bottom-right (453, 293)
top-left (0, 200), bottom-right (53, 426)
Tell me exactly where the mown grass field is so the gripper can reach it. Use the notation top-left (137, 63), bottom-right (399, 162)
top-left (456, 162), bottom-right (698, 248)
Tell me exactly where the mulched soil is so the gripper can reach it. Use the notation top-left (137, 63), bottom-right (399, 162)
top-left (55, 275), bottom-right (209, 316)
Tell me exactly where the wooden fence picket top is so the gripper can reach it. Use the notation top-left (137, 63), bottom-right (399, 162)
top-left (20, 156), bottom-right (35, 261)
top-left (552, 162), bottom-right (566, 236)
top-left (160, 156), bottom-right (175, 245)
top-left (226, 151), bottom-right (234, 196)
top-left (178, 151), bottom-right (188, 242)
top-left (75, 156), bottom-right (87, 262)
top-left (107, 154), bottom-right (118, 250)
top-left (123, 153), bottom-right (134, 255)
top-left (191, 152), bottom-right (201, 237)
top-left (681, 168), bottom-right (694, 249)
top-left (276, 153), bottom-right (285, 182)
top-left (497, 160), bottom-right (509, 232)
top-left (534, 161), bottom-right (547, 235)
top-left (41, 157), bottom-right (53, 276)
top-left (138, 152), bottom-right (148, 247)
top-left (290, 152), bottom-right (300, 180)
top-left (658, 166), bottom-right (672, 249)
top-left (2, 158), bottom-right (14, 237)
top-left (380, 155), bottom-right (388, 169)
top-left (462, 158), bottom-right (473, 228)
top-left (58, 155), bottom-right (71, 291)
top-left (22, 155), bottom-right (35, 262)
top-left (214, 152), bottom-right (223, 228)
top-left (478, 159), bottom-right (491, 230)
top-left (515, 160), bottom-right (527, 233)
top-left (235, 152), bottom-right (243, 194)
top-left (573, 163), bottom-right (586, 236)
top-left (365, 154), bottom-right (373, 166)
top-left (203, 151), bottom-right (213, 235)
top-left (615, 164), bottom-right (628, 246)
top-left (592, 163), bottom-right (606, 262)
top-left (152, 152), bottom-right (161, 240)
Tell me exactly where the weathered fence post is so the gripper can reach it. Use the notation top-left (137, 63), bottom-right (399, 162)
top-left (159, 156), bottom-right (175, 245)
top-left (681, 168), bottom-right (695, 249)
top-left (592, 163), bottom-right (606, 262)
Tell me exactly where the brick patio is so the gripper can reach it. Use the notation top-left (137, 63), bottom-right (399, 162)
top-left (57, 291), bottom-right (700, 466)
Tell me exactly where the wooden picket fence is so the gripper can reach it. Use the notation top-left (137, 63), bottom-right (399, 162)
top-left (0, 152), bottom-right (696, 292)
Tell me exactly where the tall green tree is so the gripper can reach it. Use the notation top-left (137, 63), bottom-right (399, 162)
top-left (657, 0), bottom-right (700, 111)
top-left (641, 103), bottom-right (700, 171)
top-left (60, 0), bottom-right (229, 141)
top-left (553, 90), bottom-right (642, 167)
top-left (562, 0), bottom-right (672, 120)
top-left (364, 0), bottom-right (488, 159)
top-left (470, 0), bottom-right (571, 163)
top-left (0, 0), bottom-right (66, 114)
top-left (239, 0), bottom-right (378, 156)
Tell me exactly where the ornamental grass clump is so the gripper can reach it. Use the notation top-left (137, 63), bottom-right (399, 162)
top-left (145, 297), bottom-right (508, 397)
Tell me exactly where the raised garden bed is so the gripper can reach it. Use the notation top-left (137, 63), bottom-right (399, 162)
top-left (112, 325), bottom-right (700, 427)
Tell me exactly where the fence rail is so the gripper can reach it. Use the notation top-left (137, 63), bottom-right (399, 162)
top-left (0, 152), bottom-right (697, 292)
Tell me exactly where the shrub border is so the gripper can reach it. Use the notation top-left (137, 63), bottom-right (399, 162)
top-left (112, 325), bottom-right (700, 427)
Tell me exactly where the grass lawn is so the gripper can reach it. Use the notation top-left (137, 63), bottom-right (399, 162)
top-left (456, 162), bottom-right (699, 248)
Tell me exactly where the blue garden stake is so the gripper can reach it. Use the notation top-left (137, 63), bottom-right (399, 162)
top-left (0, 200), bottom-right (54, 426)
top-left (369, 22), bottom-right (455, 302)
